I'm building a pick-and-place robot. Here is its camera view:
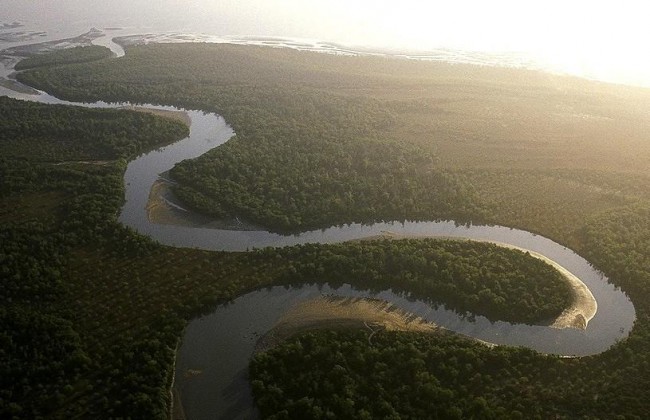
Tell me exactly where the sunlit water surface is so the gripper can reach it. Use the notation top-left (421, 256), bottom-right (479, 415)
top-left (2, 0), bottom-right (650, 87)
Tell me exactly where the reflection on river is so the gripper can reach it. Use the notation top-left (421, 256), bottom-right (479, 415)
top-left (0, 39), bottom-right (635, 420)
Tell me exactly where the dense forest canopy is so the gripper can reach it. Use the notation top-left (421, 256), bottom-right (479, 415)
top-left (273, 239), bottom-right (573, 324)
top-left (2, 43), bottom-right (650, 418)
top-left (14, 45), bottom-right (113, 71)
top-left (16, 43), bottom-right (650, 238)
top-left (0, 96), bottom-right (188, 162)
top-left (251, 330), bottom-right (569, 419)
top-left (0, 96), bottom-right (190, 418)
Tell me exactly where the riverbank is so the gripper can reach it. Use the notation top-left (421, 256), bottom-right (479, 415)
top-left (145, 179), bottom-right (192, 227)
top-left (146, 178), bottom-right (264, 231)
top-left (0, 78), bottom-right (39, 94)
top-left (169, 340), bottom-right (186, 420)
top-left (148, 199), bottom-right (597, 331)
top-left (1, 31), bottom-right (643, 420)
top-left (357, 231), bottom-right (597, 330)
top-left (119, 105), bottom-right (191, 127)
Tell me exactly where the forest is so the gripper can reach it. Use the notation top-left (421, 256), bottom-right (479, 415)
top-left (16, 43), bottom-right (650, 239)
top-left (3, 43), bottom-right (650, 418)
top-left (0, 96), bottom-right (188, 161)
top-left (271, 240), bottom-right (572, 324)
top-left (14, 45), bottom-right (113, 71)
top-left (251, 329), bottom-right (569, 419)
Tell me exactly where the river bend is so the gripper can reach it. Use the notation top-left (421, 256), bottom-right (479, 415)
top-left (0, 37), bottom-right (636, 420)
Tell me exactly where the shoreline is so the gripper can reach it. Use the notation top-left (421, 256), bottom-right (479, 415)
top-left (146, 178), bottom-right (263, 231)
top-left (168, 339), bottom-right (186, 420)
top-left (0, 32), bottom-right (632, 420)
top-left (255, 296), bottom-right (439, 354)
top-left (147, 182), bottom-right (597, 331)
top-left (146, 178), bottom-right (598, 330)
top-left (255, 296), bottom-right (495, 354)
top-left (357, 231), bottom-right (597, 330)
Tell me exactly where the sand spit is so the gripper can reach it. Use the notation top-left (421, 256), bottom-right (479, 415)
top-left (145, 179), bottom-right (189, 226)
top-left (498, 241), bottom-right (597, 330)
top-left (0, 78), bottom-right (39, 94)
top-left (146, 179), bottom-right (218, 228)
top-left (119, 105), bottom-right (191, 127)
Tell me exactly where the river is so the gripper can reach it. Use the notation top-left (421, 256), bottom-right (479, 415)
top-left (0, 36), bottom-right (636, 420)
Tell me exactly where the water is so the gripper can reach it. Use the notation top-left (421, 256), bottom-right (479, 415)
top-left (2, 0), bottom-right (650, 87)
top-left (0, 23), bottom-right (637, 420)
top-left (177, 276), bottom-right (634, 420)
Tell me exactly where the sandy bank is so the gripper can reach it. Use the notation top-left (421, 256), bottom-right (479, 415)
top-left (0, 78), bottom-right (40, 94)
top-left (359, 232), bottom-right (597, 330)
top-left (256, 296), bottom-right (495, 353)
top-left (147, 189), bottom-right (597, 331)
top-left (145, 179), bottom-right (192, 226)
top-left (256, 296), bottom-right (439, 352)
top-left (119, 105), bottom-right (191, 127)
top-left (146, 179), bottom-right (219, 227)
top-left (146, 178), bottom-right (263, 230)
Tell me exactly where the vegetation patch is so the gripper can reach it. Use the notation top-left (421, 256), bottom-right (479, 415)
top-left (273, 239), bottom-right (573, 324)
top-left (0, 96), bottom-right (188, 162)
top-left (251, 329), bottom-right (567, 419)
top-left (14, 45), bottom-right (113, 70)
top-left (0, 97), bottom-right (191, 418)
top-left (16, 43), bottom-right (650, 236)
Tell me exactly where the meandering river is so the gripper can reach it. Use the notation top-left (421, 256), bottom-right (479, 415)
top-left (120, 102), bottom-right (634, 420)
top-left (0, 37), bottom-right (636, 420)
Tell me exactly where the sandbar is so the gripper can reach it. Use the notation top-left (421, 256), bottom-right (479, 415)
top-left (255, 295), bottom-right (495, 353)
top-left (119, 105), bottom-right (191, 127)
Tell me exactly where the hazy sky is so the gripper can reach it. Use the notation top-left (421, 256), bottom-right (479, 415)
top-left (3, 0), bottom-right (650, 86)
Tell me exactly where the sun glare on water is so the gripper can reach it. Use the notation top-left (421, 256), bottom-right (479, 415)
top-left (4, 0), bottom-right (650, 87)
top-left (238, 0), bottom-right (650, 86)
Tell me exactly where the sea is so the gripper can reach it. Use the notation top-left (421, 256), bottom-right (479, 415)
top-left (2, 0), bottom-right (649, 89)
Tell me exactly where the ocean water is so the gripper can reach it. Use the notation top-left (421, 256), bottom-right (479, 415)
top-left (2, 0), bottom-right (649, 87)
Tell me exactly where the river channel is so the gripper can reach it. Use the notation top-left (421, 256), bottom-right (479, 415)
top-left (0, 37), bottom-right (636, 420)
top-left (122, 104), bottom-right (635, 419)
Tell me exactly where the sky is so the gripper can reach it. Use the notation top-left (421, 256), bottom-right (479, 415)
top-left (3, 0), bottom-right (650, 86)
